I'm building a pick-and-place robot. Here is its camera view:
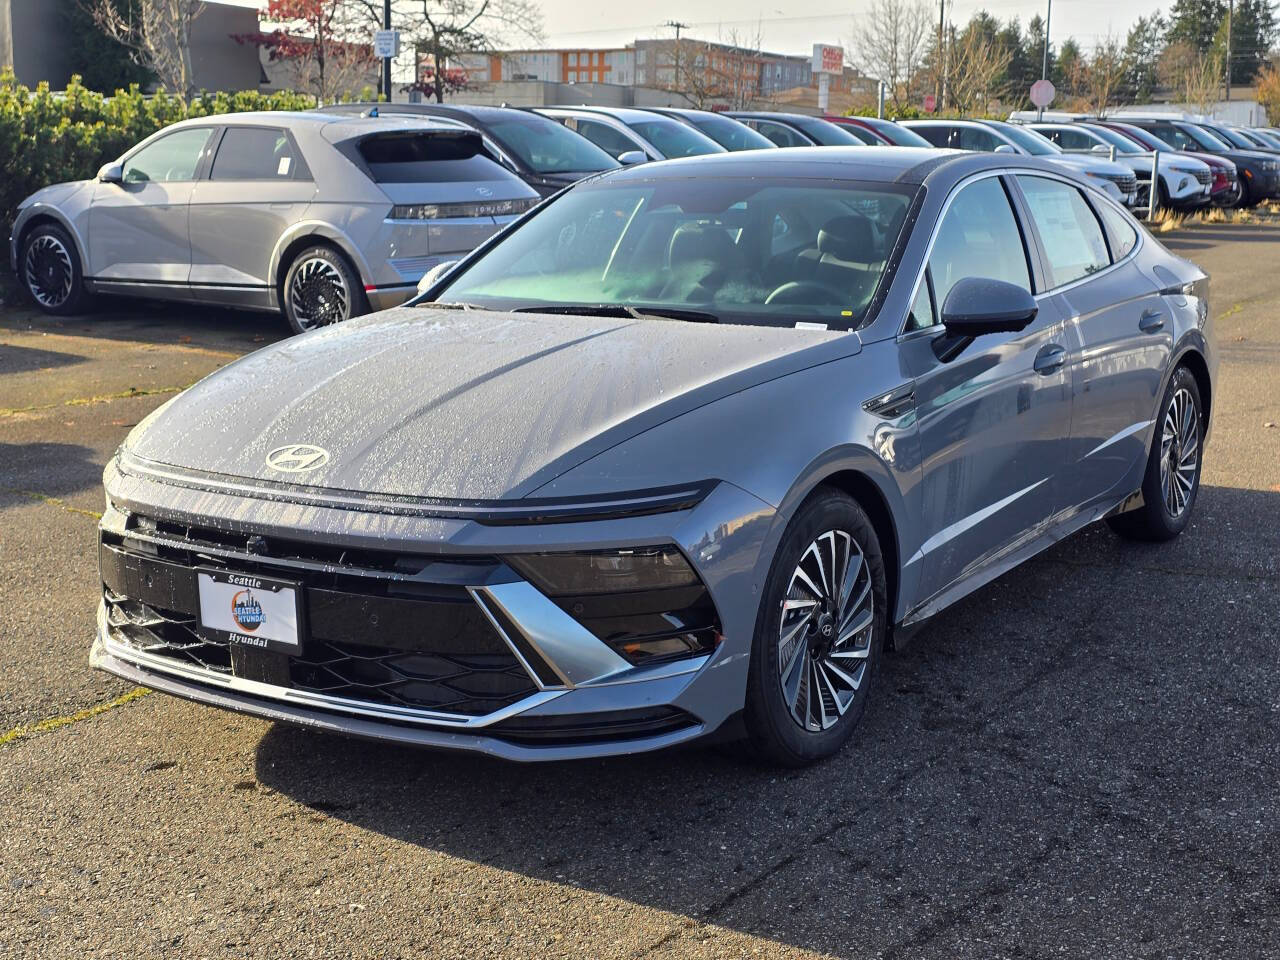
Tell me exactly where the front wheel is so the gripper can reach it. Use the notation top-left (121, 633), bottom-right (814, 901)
top-left (1107, 365), bottom-right (1204, 542)
top-left (743, 489), bottom-right (887, 766)
top-left (21, 223), bottom-right (91, 315)
top-left (281, 245), bottom-right (367, 335)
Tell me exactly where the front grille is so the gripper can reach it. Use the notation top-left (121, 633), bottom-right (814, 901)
top-left (1106, 172), bottom-right (1138, 194)
top-left (100, 519), bottom-right (542, 718)
top-left (1194, 168), bottom-right (1212, 186)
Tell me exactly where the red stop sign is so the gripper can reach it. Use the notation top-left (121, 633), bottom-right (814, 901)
top-left (923, 94), bottom-right (936, 113)
top-left (1030, 79), bottom-right (1056, 108)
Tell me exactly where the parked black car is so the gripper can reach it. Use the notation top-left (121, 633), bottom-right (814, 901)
top-left (1120, 117), bottom-right (1280, 206)
top-left (725, 111), bottom-right (866, 148)
top-left (320, 103), bottom-right (621, 197)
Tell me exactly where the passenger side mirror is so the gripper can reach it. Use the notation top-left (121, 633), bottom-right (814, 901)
top-left (417, 259), bottom-right (460, 295)
top-left (97, 161), bottom-right (123, 184)
top-left (933, 277), bottom-right (1038, 362)
top-left (993, 144), bottom-right (1016, 154)
top-left (1091, 144), bottom-right (1112, 155)
top-left (617, 150), bottom-right (646, 165)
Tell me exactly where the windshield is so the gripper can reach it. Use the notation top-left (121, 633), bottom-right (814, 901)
top-left (434, 177), bottom-right (918, 329)
top-left (789, 117), bottom-right (865, 146)
top-left (1082, 125), bottom-right (1144, 154)
top-left (485, 113), bottom-right (621, 174)
top-left (1117, 124), bottom-right (1174, 152)
top-left (624, 117), bottom-right (724, 158)
top-left (1250, 128), bottom-right (1280, 148)
top-left (1206, 124), bottom-right (1261, 150)
top-left (990, 122), bottom-right (1060, 156)
top-left (683, 113), bottom-right (776, 151)
top-left (862, 118), bottom-right (932, 147)
top-left (1180, 124), bottom-right (1231, 151)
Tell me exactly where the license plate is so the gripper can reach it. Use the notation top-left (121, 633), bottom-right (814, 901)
top-left (197, 569), bottom-right (302, 653)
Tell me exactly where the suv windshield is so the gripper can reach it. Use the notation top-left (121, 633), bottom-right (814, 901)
top-left (1178, 123), bottom-right (1231, 151)
top-left (624, 117), bottom-right (724, 157)
top-left (989, 122), bottom-right (1059, 156)
top-left (788, 117), bottom-right (865, 146)
top-left (863, 118), bottom-right (932, 147)
top-left (1083, 125), bottom-right (1144, 154)
top-left (434, 177), bottom-right (918, 329)
top-left (486, 112), bottom-right (621, 174)
top-left (683, 113), bottom-right (775, 151)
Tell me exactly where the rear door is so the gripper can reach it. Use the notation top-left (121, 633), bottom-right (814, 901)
top-left (188, 125), bottom-right (317, 302)
top-left (897, 174), bottom-right (1073, 604)
top-left (565, 116), bottom-right (648, 159)
top-left (1015, 174), bottom-right (1171, 506)
top-left (88, 126), bottom-right (215, 287)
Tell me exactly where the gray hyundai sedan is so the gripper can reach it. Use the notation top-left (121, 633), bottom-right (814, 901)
top-left (11, 112), bottom-right (538, 334)
top-left (92, 148), bottom-right (1214, 765)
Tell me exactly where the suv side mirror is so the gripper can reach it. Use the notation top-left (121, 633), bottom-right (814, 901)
top-left (417, 259), bottom-right (460, 295)
top-left (1091, 144), bottom-right (1112, 155)
top-left (97, 161), bottom-right (123, 184)
top-left (933, 277), bottom-right (1038, 361)
top-left (993, 144), bottom-right (1016, 154)
top-left (617, 150), bottom-right (646, 165)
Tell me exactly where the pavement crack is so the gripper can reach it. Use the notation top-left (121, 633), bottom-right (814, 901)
top-left (1, 488), bottom-right (102, 520)
top-left (1, 687), bottom-right (150, 748)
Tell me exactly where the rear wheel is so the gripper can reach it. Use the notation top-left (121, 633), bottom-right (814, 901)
top-left (281, 245), bottom-right (366, 335)
top-left (744, 489), bottom-right (886, 766)
top-left (1107, 366), bottom-right (1203, 542)
top-left (21, 223), bottom-right (90, 315)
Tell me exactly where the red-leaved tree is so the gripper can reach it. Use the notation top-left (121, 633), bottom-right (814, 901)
top-left (236, 0), bottom-right (376, 102)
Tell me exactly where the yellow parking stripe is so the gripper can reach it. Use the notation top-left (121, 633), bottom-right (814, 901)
top-left (0, 687), bottom-right (150, 748)
top-left (2, 488), bottom-right (102, 520)
top-left (0, 383), bottom-right (190, 418)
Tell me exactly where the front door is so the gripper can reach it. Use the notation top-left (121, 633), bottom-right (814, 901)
top-left (88, 126), bottom-right (215, 287)
top-left (899, 174), bottom-right (1073, 605)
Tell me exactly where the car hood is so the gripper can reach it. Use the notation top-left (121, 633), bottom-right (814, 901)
top-left (123, 307), bottom-right (852, 501)
top-left (1048, 155), bottom-right (1133, 177)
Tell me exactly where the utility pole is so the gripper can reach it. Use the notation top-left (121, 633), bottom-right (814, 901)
top-left (1039, 0), bottom-right (1051, 121)
top-left (666, 20), bottom-right (689, 92)
top-left (936, 0), bottom-right (944, 107)
top-left (382, 0), bottom-right (392, 101)
top-left (1225, 0), bottom-right (1233, 102)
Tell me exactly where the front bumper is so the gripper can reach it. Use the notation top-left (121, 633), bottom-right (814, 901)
top-left (92, 465), bottom-right (776, 760)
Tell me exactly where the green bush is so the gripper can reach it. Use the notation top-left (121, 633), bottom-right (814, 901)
top-left (1, 70), bottom-right (317, 238)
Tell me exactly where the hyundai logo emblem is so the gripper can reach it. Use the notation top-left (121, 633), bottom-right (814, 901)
top-left (265, 444), bottom-right (330, 473)
top-left (475, 185), bottom-right (494, 197)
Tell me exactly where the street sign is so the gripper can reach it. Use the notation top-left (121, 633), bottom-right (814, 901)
top-left (811, 44), bottom-right (844, 75)
top-left (1030, 79), bottom-right (1055, 108)
top-left (923, 94), bottom-right (936, 113)
top-left (374, 29), bottom-right (401, 60)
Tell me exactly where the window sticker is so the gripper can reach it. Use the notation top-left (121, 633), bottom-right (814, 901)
top-left (277, 156), bottom-right (292, 176)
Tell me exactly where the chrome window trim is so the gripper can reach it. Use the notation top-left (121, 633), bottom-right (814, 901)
top-left (897, 166), bottom-right (1146, 339)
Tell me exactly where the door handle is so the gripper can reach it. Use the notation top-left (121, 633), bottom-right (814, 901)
top-left (1139, 309), bottom-right (1165, 333)
top-left (1033, 344), bottom-right (1066, 374)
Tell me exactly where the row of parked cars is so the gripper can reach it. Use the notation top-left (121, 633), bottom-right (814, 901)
top-left (10, 101), bottom-right (1278, 334)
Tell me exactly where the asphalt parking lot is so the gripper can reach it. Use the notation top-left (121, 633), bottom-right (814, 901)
top-left (1, 223), bottom-right (1278, 960)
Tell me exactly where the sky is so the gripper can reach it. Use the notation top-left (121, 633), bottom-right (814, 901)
top-left (224, 0), bottom-right (1170, 61)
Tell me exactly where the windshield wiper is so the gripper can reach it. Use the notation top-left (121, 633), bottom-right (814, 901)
top-left (425, 301), bottom-right (491, 311)
top-left (513, 304), bottom-right (720, 323)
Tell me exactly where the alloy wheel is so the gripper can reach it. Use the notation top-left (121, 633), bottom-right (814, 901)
top-left (777, 529), bottom-right (874, 732)
top-left (24, 234), bottom-right (74, 308)
top-left (289, 257), bottom-right (350, 330)
top-left (1159, 386), bottom-right (1199, 518)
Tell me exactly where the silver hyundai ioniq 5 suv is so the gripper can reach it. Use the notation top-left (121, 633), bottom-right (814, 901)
top-left (11, 112), bottom-right (539, 334)
top-left (92, 147), bottom-right (1214, 765)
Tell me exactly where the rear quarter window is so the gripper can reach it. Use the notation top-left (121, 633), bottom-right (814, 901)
top-left (357, 132), bottom-right (505, 183)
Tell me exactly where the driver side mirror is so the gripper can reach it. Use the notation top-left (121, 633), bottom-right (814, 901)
top-left (933, 277), bottom-right (1038, 362)
top-left (1091, 144), bottom-right (1112, 156)
top-left (993, 144), bottom-right (1016, 154)
top-left (97, 161), bottom-right (123, 184)
top-left (416, 259), bottom-right (460, 295)
top-left (617, 150), bottom-right (646, 165)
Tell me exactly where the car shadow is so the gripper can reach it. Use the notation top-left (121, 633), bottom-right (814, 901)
top-left (252, 483), bottom-right (1280, 956)
top-left (0, 442), bottom-right (106, 500)
top-left (0, 342), bottom-right (88, 375)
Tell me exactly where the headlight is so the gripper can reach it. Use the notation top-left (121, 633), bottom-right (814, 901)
top-left (507, 546), bottom-right (722, 665)
top-left (1169, 165), bottom-right (1199, 175)
top-left (391, 197), bottom-right (538, 220)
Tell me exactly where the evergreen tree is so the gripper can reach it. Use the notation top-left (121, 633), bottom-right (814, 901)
top-left (1220, 0), bottom-right (1279, 85)
top-left (59, 0), bottom-right (153, 92)
top-left (998, 18), bottom-right (1034, 104)
top-left (1124, 14), bottom-right (1166, 102)
top-left (1167, 0), bottom-right (1228, 53)
top-left (1026, 14), bottom-right (1052, 82)
top-left (1054, 37), bottom-right (1084, 96)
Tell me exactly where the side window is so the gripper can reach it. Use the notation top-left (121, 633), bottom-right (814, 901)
top-left (1016, 175), bottom-right (1111, 286)
top-left (928, 177), bottom-right (1031, 313)
top-left (957, 126), bottom-right (1000, 151)
top-left (1055, 129), bottom-right (1093, 151)
top-left (122, 128), bottom-right (214, 183)
top-left (575, 119), bottom-right (637, 158)
top-left (911, 125), bottom-right (950, 147)
top-left (210, 127), bottom-right (302, 180)
top-left (755, 121), bottom-right (808, 148)
top-left (1095, 200), bottom-right (1139, 260)
top-left (907, 273), bottom-right (936, 331)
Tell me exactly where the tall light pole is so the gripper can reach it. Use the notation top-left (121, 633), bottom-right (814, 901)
top-left (382, 0), bottom-right (392, 101)
top-left (1225, 0), bottom-right (1234, 102)
top-left (1038, 0), bottom-right (1051, 120)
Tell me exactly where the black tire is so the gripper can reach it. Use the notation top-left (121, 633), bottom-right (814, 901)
top-left (1107, 365), bottom-right (1204, 542)
top-left (281, 244), bottom-right (367, 335)
top-left (743, 487), bottom-right (887, 766)
top-left (20, 222), bottom-right (91, 315)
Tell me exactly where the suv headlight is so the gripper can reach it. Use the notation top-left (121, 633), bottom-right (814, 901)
top-left (507, 546), bottom-right (722, 664)
top-left (391, 197), bottom-right (538, 220)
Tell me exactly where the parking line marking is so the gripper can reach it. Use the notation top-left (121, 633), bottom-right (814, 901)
top-left (2, 488), bottom-right (102, 520)
top-left (0, 383), bottom-right (190, 418)
top-left (0, 687), bottom-right (150, 748)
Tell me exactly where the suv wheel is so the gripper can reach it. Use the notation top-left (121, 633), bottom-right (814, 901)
top-left (21, 223), bottom-right (90, 315)
top-left (282, 245), bottom-right (366, 335)
top-left (744, 489), bottom-right (887, 766)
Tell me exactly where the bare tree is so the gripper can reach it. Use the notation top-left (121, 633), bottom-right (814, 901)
top-left (946, 25), bottom-right (1011, 114)
top-left (1084, 33), bottom-right (1126, 114)
top-left (850, 0), bottom-right (931, 111)
top-left (1160, 42), bottom-right (1223, 115)
top-left (710, 25), bottom-right (765, 110)
top-left (82, 0), bottom-right (205, 97)
top-left (351, 0), bottom-right (543, 102)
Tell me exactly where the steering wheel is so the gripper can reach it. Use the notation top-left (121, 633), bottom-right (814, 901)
top-left (765, 280), bottom-right (847, 306)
